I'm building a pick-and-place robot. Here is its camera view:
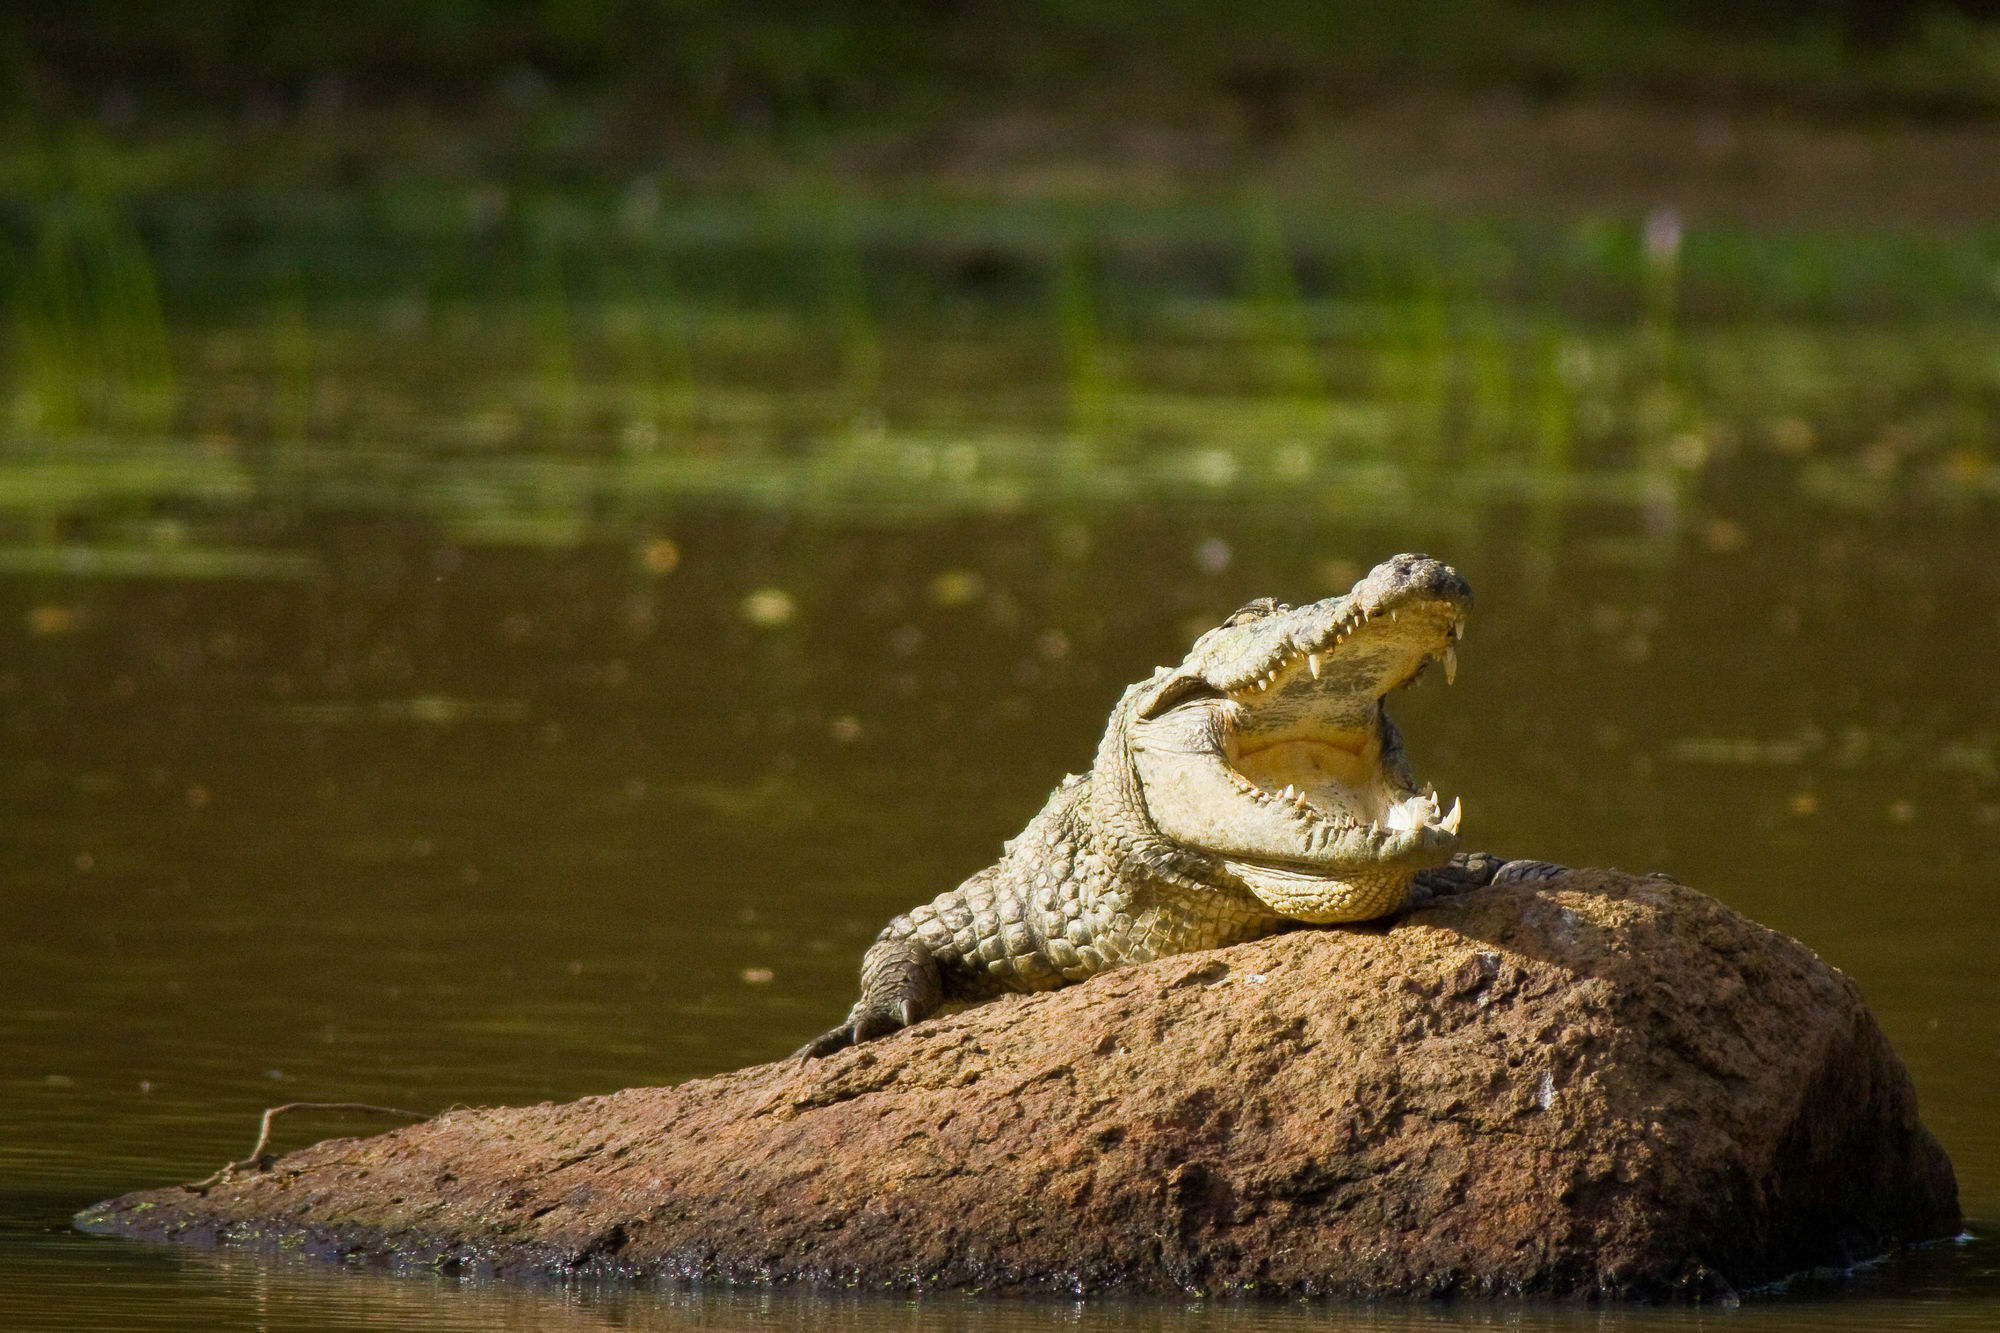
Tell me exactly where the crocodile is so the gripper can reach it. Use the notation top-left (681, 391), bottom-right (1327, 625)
top-left (800, 553), bottom-right (1560, 1058)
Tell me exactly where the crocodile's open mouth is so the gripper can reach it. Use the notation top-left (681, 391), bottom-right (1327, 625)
top-left (1221, 596), bottom-right (1463, 840)
top-left (1126, 554), bottom-right (1471, 922)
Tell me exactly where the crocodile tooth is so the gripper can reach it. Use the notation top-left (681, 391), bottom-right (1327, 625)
top-left (1444, 643), bottom-right (1458, 685)
top-left (1280, 784), bottom-right (1297, 802)
top-left (1441, 797), bottom-right (1462, 834)
top-left (1308, 652), bottom-right (1321, 679)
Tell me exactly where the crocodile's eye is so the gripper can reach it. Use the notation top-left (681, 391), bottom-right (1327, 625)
top-left (1220, 598), bottom-right (1290, 628)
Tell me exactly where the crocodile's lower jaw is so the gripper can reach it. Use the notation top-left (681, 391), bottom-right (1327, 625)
top-left (1221, 857), bottom-right (1427, 923)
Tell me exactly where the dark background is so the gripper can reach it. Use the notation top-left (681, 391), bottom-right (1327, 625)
top-left (15, 2), bottom-right (2000, 128)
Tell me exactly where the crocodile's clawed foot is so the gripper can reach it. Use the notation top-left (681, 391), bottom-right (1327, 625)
top-left (795, 998), bottom-right (925, 1061)
top-left (1408, 852), bottom-right (1569, 906)
top-left (1490, 859), bottom-right (1568, 886)
top-left (1409, 850), bottom-right (1509, 902)
top-left (796, 935), bottom-right (942, 1060)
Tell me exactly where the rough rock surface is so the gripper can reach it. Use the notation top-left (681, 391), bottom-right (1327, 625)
top-left (80, 870), bottom-right (1959, 1299)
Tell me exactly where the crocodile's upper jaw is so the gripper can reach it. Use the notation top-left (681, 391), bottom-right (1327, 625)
top-left (1125, 554), bottom-right (1469, 922)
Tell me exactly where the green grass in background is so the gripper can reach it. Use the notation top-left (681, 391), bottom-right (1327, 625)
top-left (0, 160), bottom-right (1994, 550)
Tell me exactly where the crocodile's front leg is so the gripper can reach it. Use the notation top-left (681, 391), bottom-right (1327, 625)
top-left (797, 866), bottom-right (1068, 1059)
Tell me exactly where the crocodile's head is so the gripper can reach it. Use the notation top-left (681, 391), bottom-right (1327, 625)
top-left (1111, 553), bottom-right (1469, 923)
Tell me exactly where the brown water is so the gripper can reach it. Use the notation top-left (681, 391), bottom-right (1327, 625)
top-left (2, 209), bottom-right (1999, 1325)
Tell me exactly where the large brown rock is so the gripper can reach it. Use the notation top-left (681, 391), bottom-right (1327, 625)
top-left (79, 870), bottom-right (1958, 1299)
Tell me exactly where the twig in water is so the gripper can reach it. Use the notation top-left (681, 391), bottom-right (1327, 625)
top-left (182, 1101), bottom-right (428, 1192)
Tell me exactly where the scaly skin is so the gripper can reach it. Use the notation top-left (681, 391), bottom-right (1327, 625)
top-left (801, 554), bottom-right (1561, 1058)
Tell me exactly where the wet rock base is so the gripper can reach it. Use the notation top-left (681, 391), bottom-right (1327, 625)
top-left (79, 870), bottom-right (1960, 1299)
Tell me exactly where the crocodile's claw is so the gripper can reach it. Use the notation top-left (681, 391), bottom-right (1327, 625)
top-left (795, 1027), bottom-right (855, 1060)
top-left (795, 1014), bottom-right (891, 1061)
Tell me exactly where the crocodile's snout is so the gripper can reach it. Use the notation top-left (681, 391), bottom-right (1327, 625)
top-left (1128, 554), bottom-right (1469, 922)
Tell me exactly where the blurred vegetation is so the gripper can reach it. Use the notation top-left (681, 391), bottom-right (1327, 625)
top-left (1, 3), bottom-right (1999, 572)
top-left (0, 161), bottom-right (1996, 552)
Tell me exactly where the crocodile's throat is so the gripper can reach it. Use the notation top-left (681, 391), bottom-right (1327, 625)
top-left (1126, 555), bottom-right (1469, 922)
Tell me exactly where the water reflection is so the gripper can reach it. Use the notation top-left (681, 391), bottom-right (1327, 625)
top-left (6, 1215), bottom-right (1999, 1332)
